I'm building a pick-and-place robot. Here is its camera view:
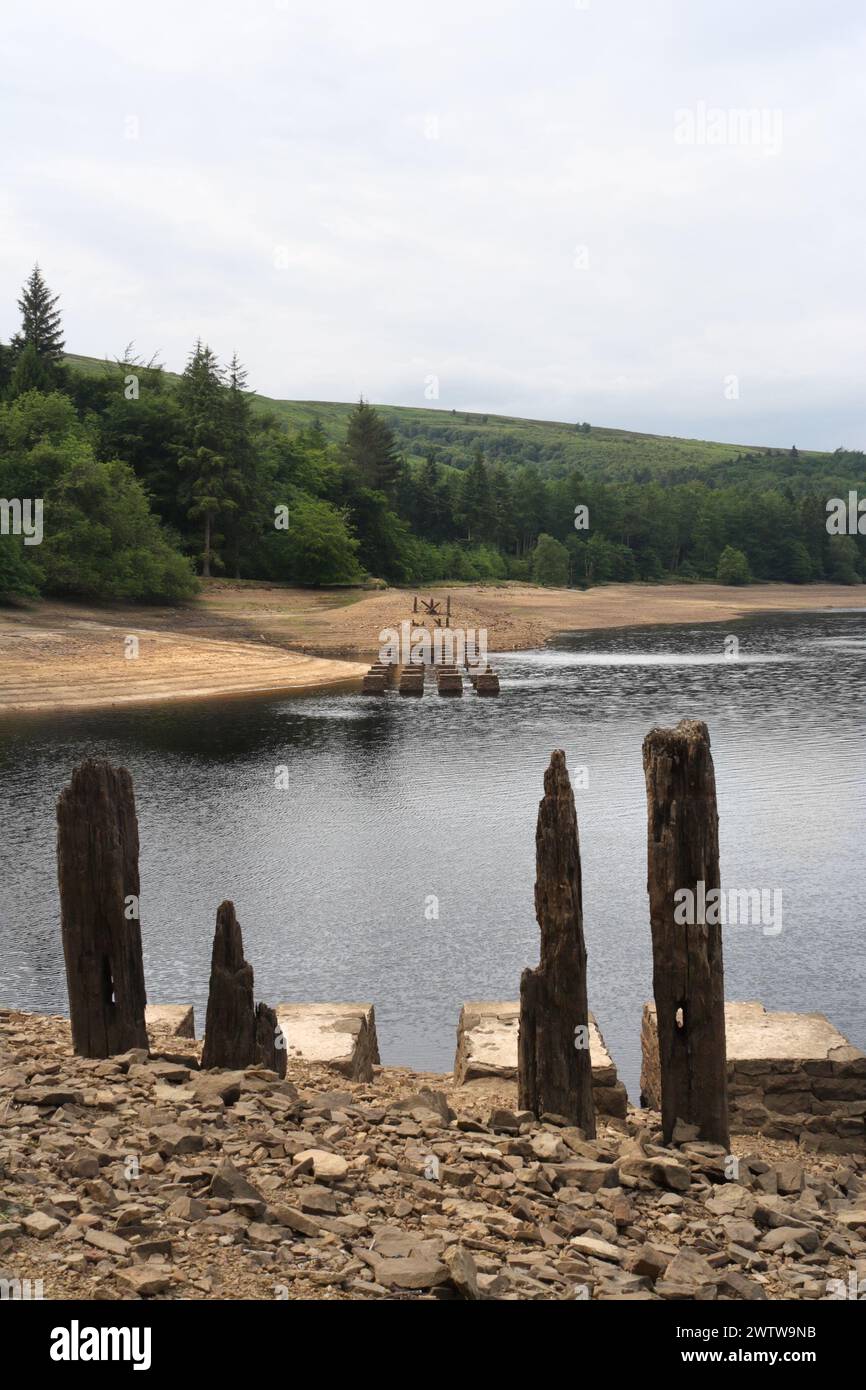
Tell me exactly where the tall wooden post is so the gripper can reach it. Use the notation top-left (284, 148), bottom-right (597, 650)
top-left (201, 901), bottom-right (255, 1069)
top-left (642, 719), bottom-right (729, 1146)
top-left (518, 750), bottom-right (595, 1135)
top-left (56, 760), bottom-right (148, 1057)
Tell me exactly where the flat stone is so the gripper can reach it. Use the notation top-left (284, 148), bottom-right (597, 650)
top-left (84, 1228), bottom-right (130, 1257)
top-left (275, 1003), bottom-right (380, 1082)
top-left (145, 1004), bottom-right (195, 1040)
top-left (453, 1004), bottom-right (627, 1116)
top-left (369, 1255), bottom-right (450, 1290)
top-left (293, 1149), bottom-right (349, 1181)
top-left (641, 1001), bottom-right (865, 1136)
top-left (569, 1235), bottom-right (622, 1262)
top-left (117, 1265), bottom-right (172, 1296)
top-left (22, 1211), bottom-right (62, 1239)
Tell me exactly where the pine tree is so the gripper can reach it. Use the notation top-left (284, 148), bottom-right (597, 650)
top-left (222, 353), bottom-right (263, 578)
top-left (459, 447), bottom-right (492, 542)
top-left (12, 265), bottom-right (65, 364)
top-left (176, 341), bottom-right (238, 577)
top-left (9, 342), bottom-right (55, 396)
top-left (343, 398), bottom-right (402, 496)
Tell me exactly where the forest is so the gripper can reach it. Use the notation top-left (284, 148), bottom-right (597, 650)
top-left (1, 266), bottom-right (864, 603)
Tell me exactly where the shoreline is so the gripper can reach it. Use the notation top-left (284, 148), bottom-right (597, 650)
top-left (1, 581), bottom-right (864, 715)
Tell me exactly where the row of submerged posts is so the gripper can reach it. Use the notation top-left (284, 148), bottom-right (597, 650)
top-left (361, 594), bottom-right (500, 697)
top-left (362, 658), bottom-right (500, 697)
top-left (54, 718), bottom-right (727, 1146)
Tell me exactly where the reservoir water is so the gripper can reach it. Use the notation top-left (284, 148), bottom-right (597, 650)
top-left (1, 608), bottom-right (863, 1098)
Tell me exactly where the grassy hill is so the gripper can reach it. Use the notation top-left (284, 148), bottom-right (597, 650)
top-left (65, 353), bottom-right (865, 492)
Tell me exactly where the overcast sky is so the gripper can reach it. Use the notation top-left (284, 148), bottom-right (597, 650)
top-left (2, 0), bottom-right (864, 450)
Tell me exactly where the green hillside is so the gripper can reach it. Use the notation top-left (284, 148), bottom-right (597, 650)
top-left (66, 353), bottom-right (863, 493)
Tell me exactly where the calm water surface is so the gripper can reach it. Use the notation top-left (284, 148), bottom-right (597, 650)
top-left (1, 609), bottom-right (864, 1097)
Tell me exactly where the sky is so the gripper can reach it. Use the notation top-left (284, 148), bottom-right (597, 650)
top-left (2, 0), bottom-right (864, 450)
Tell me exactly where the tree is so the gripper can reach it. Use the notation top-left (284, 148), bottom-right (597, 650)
top-left (716, 545), bottom-right (751, 585)
top-left (458, 448), bottom-right (492, 541)
top-left (176, 342), bottom-right (238, 576)
top-left (8, 342), bottom-right (55, 397)
top-left (343, 398), bottom-right (402, 497)
top-left (11, 265), bottom-right (65, 365)
top-left (532, 533), bottom-right (569, 586)
top-left (222, 354), bottom-right (265, 578)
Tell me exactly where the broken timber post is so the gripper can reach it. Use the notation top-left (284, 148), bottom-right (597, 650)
top-left (518, 750), bottom-right (595, 1135)
top-left (56, 759), bottom-right (148, 1058)
top-left (201, 900), bottom-right (284, 1073)
top-left (642, 719), bottom-right (729, 1147)
top-left (255, 1001), bottom-right (287, 1078)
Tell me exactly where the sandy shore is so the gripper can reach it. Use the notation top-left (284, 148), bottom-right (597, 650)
top-left (1, 580), bottom-right (863, 713)
top-left (0, 607), bottom-right (367, 714)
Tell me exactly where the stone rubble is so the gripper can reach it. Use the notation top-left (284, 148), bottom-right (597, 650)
top-left (1, 1008), bottom-right (864, 1302)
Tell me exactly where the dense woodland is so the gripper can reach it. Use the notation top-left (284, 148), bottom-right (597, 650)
top-left (1, 266), bottom-right (864, 603)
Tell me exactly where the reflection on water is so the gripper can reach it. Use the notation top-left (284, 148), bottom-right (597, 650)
top-left (0, 609), bottom-right (864, 1098)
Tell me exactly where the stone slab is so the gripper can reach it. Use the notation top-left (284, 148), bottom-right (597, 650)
top-left (640, 1001), bottom-right (866, 1150)
top-left (145, 1005), bottom-right (195, 1040)
top-left (275, 1003), bottom-right (380, 1082)
top-left (453, 1001), bottom-right (627, 1117)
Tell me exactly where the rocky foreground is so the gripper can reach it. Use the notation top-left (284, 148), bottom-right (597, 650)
top-left (1, 1009), bottom-right (864, 1301)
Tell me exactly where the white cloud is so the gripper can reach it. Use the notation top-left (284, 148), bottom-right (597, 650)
top-left (1, 0), bottom-right (864, 448)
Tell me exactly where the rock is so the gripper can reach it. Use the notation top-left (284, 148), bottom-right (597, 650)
top-left (775, 1161), bottom-right (805, 1195)
top-left (370, 1255), bottom-right (450, 1290)
top-left (718, 1269), bottom-right (767, 1300)
top-left (660, 1247), bottom-right (718, 1293)
top-left (84, 1228), bottom-right (130, 1257)
top-left (619, 1154), bottom-right (690, 1192)
top-left (389, 1090), bottom-right (453, 1124)
top-left (443, 1244), bottom-right (481, 1299)
top-left (168, 1196), bottom-right (207, 1222)
top-left (209, 1162), bottom-right (265, 1203)
top-left (117, 1266), bottom-right (172, 1296)
top-left (758, 1226), bottom-right (819, 1253)
top-left (270, 1206), bottom-right (324, 1238)
top-left (293, 1150), bottom-right (349, 1181)
top-left (569, 1235), bottom-right (622, 1263)
top-left (22, 1211), bottom-right (62, 1239)
top-left (623, 1244), bottom-right (671, 1281)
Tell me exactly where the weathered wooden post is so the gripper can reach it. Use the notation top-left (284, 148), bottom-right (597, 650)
top-left (201, 900), bottom-right (285, 1075)
top-left (56, 759), bottom-right (148, 1057)
top-left (201, 901), bottom-right (255, 1069)
top-left (642, 719), bottom-right (729, 1146)
top-left (518, 750), bottom-right (595, 1135)
top-left (255, 1002), bottom-right (287, 1078)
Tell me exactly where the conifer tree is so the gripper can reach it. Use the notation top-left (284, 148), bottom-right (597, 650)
top-left (176, 341), bottom-right (238, 577)
top-left (12, 265), bottom-right (65, 364)
top-left (343, 398), bottom-right (402, 496)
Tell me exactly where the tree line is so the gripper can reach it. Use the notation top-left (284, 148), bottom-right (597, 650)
top-left (1, 265), bottom-right (864, 603)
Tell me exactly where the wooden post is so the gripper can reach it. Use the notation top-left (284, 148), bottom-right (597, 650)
top-left (255, 1002), bottom-right (287, 1078)
top-left (642, 719), bottom-right (729, 1146)
top-left (518, 750), bottom-right (595, 1134)
top-left (201, 901), bottom-right (256, 1069)
top-left (56, 760), bottom-right (148, 1057)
